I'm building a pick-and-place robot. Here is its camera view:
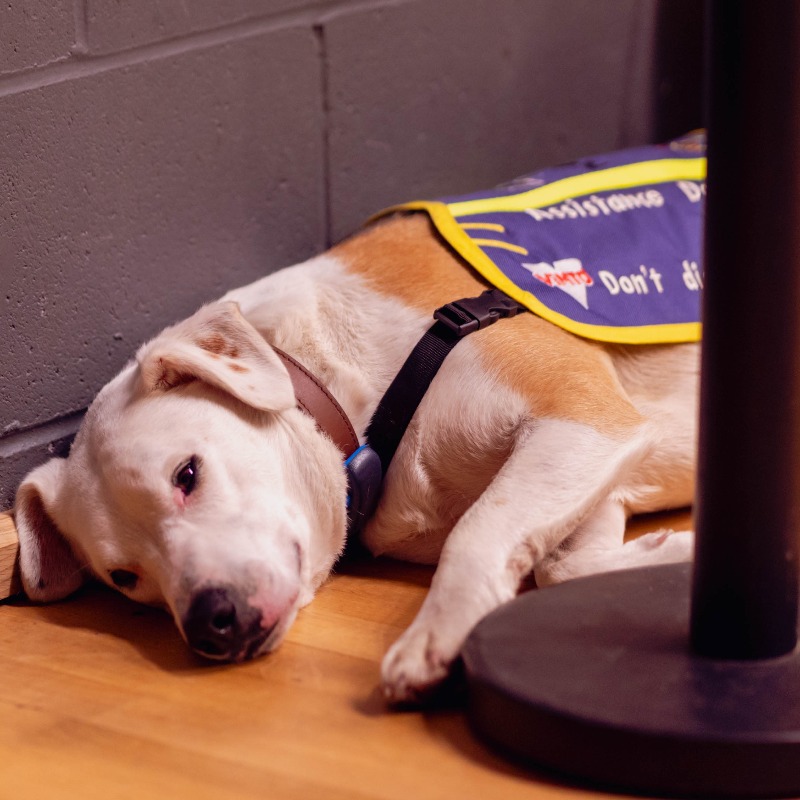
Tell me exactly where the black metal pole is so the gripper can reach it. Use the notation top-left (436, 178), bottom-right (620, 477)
top-left (464, 6), bottom-right (800, 793)
top-left (690, 0), bottom-right (800, 659)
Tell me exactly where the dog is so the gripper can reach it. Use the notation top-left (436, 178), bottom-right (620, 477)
top-left (14, 171), bottom-right (699, 704)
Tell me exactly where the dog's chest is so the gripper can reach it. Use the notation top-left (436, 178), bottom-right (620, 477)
top-left (360, 341), bottom-right (528, 563)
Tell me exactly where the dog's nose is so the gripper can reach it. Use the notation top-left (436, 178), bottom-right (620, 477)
top-left (182, 585), bottom-right (267, 660)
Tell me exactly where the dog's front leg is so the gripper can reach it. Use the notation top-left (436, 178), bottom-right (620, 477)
top-left (380, 417), bottom-right (650, 703)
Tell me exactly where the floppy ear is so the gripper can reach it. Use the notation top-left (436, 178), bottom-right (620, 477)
top-left (136, 301), bottom-right (295, 412)
top-left (15, 458), bottom-right (88, 602)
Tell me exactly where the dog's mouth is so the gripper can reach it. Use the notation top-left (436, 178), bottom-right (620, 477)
top-left (191, 621), bottom-right (278, 663)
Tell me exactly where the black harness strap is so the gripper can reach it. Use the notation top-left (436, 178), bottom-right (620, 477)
top-left (367, 288), bottom-right (524, 473)
top-left (346, 288), bottom-right (524, 536)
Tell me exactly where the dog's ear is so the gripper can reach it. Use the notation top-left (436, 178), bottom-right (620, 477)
top-left (136, 301), bottom-right (295, 412)
top-left (15, 458), bottom-right (88, 602)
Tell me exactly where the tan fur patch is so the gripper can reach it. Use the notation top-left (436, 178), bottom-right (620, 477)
top-left (198, 334), bottom-right (241, 360)
top-left (334, 214), bottom-right (490, 308)
top-left (335, 215), bottom-right (642, 434)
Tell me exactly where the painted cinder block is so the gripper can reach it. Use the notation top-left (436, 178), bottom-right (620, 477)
top-left (0, 1), bottom-right (702, 512)
top-left (0, 27), bottom-right (325, 509)
top-left (324, 0), bottom-right (652, 242)
top-left (0, 0), bottom-right (75, 75)
top-left (0, 422), bottom-right (78, 514)
top-left (84, 0), bottom-right (313, 54)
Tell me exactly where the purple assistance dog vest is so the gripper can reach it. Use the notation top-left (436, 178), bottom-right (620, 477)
top-left (379, 132), bottom-right (706, 344)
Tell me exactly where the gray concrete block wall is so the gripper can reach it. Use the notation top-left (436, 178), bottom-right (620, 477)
top-left (326, 0), bottom-right (657, 240)
top-left (0, 0), bottom-right (702, 510)
top-left (2, 1), bottom-right (76, 74)
top-left (83, 0), bottom-right (312, 54)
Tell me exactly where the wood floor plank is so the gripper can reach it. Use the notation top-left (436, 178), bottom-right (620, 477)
top-left (0, 508), bottom-right (692, 799)
top-left (0, 511), bottom-right (21, 599)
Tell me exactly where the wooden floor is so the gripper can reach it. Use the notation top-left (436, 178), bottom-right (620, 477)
top-left (0, 509), bottom-right (691, 800)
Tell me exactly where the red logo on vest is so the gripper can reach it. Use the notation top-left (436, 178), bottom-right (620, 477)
top-left (523, 259), bottom-right (594, 309)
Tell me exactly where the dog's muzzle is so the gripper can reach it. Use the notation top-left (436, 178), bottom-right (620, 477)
top-left (182, 585), bottom-right (275, 662)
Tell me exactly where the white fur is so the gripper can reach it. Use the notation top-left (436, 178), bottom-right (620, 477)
top-left (15, 243), bottom-right (698, 700)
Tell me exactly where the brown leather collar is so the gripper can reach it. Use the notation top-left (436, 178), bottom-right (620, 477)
top-left (273, 347), bottom-right (359, 456)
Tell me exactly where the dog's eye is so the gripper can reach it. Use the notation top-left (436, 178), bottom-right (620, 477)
top-left (173, 457), bottom-right (198, 495)
top-left (110, 569), bottom-right (139, 590)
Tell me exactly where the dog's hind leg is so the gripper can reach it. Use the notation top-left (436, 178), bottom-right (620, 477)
top-left (533, 498), bottom-right (693, 587)
top-left (533, 497), bottom-right (626, 587)
top-left (380, 417), bottom-right (651, 703)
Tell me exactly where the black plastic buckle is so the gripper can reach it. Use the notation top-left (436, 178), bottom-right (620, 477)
top-left (433, 289), bottom-right (523, 337)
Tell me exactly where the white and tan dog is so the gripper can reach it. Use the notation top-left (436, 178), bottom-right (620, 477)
top-left (14, 213), bottom-right (697, 702)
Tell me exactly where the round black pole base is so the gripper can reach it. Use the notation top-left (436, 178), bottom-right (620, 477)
top-left (462, 563), bottom-right (800, 798)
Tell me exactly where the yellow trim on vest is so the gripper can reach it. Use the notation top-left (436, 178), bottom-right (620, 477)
top-left (460, 222), bottom-right (506, 232)
top-left (471, 238), bottom-right (529, 255)
top-left (447, 158), bottom-right (707, 217)
top-left (379, 200), bottom-right (702, 345)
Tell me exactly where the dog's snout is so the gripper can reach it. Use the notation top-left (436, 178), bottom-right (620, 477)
top-left (182, 586), bottom-right (268, 661)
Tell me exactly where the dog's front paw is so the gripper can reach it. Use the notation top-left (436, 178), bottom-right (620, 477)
top-left (380, 623), bottom-right (459, 704)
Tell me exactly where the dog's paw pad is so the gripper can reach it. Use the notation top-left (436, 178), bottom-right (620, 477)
top-left (632, 529), bottom-right (694, 564)
top-left (642, 528), bottom-right (673, 547)
top-left (380, 627), bottom-right (453, 705)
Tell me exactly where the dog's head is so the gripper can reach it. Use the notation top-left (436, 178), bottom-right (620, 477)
top-left (15, 301), bottom-right (348, 662)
